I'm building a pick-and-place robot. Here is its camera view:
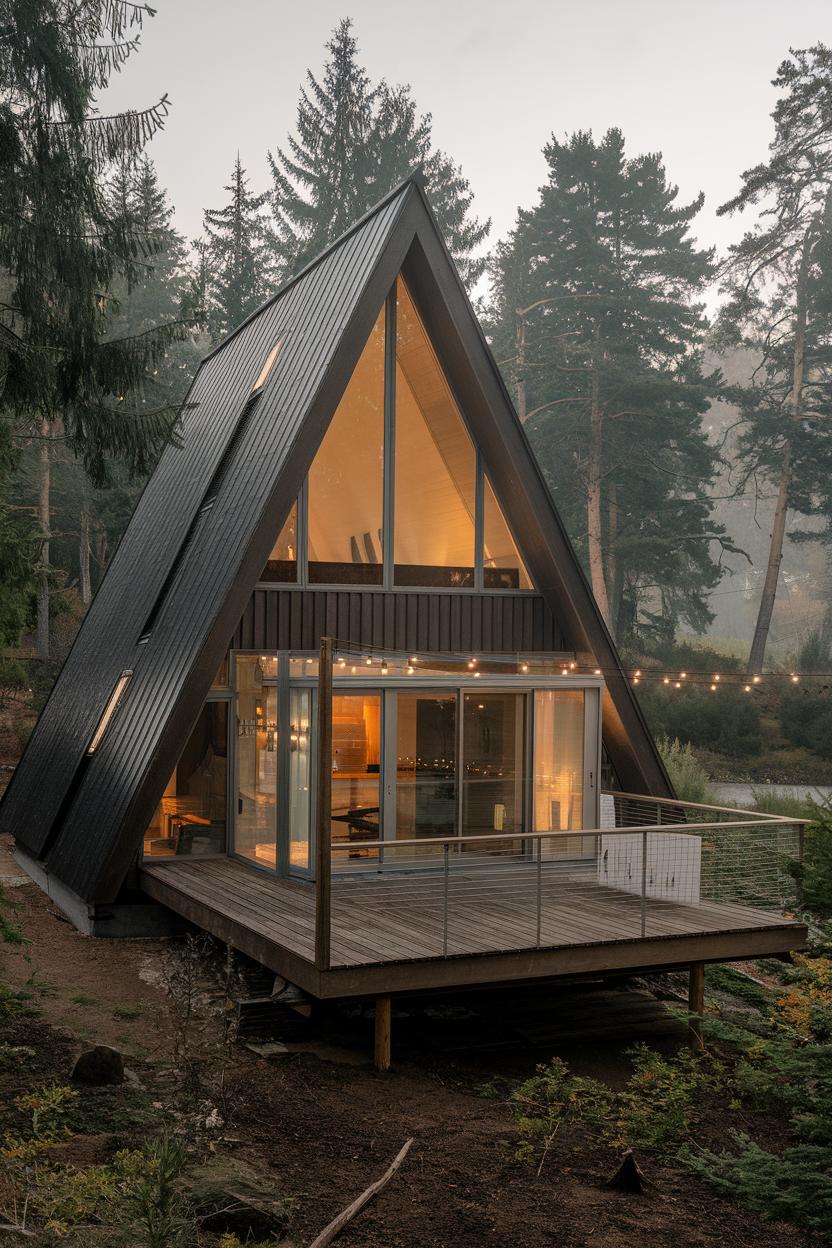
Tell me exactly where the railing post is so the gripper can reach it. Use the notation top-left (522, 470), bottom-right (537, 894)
top-left (536, 837), bottom-right (543, 947)
top-left (640, 828), bottom-right (648, 937)
top-left (314, 636), bottom-right (333, 972)
top-left (442, 841), bottom-right (449, 956)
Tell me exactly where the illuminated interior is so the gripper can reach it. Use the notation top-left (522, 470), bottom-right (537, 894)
top-left (394, 278), bottom-right (476, 586)
top-left (262, 501), bottom-right (298, 583)
top-left (331, 693), bottom-right (381, 857)
top-left (142, 701), bottom-right (228, 858)
top-left (533, 689), bottom-right (585, 855)
top-left (233, 656), bottom-right (277, 866)
top-left (307, 307), bottom-right (385, 584)
top-left (143, 653), bottom-right (599, 872)
top-left (258, 278), bottom-right (531, 592)
top-left (483, 474), bottom-right (532, 590)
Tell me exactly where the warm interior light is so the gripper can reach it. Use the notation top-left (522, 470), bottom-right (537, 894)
top-left (251, 340), bottom-right (283, 392)
top-left (791, 674), bottom-right (799, 683)
top-left (87, 670), bottom-right (133, 755)
top-left (752, 675), bottom-right (761, 683)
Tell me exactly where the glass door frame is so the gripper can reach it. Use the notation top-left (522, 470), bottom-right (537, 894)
top-left (229, 650), bottom-right (603, 877)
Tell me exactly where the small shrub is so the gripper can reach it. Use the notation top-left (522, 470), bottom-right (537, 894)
top-left (657, 737), bottom-right (712, 803)
top-left (113, 1004), bottom-right (143, 1020)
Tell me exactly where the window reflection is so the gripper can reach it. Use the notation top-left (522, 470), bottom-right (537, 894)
top-left (461, 692), bottom-right (525, 844)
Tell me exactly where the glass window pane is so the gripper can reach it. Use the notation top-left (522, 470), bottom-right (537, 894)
top-left (308, 308), bottom-right (385, 584)
top-left (261, 501), bottom-right (298, 582)
top-left (461, 692), bottom-right (525, 843)
top-left (396, 692), bottom-right (456, 840)
top-left (233, 657), bottom-right (277, 867)
top-left (143, 703), bottom-right (228, 858)
top-left (331, 693), bottom-right (381, 860)
top-left (483, 475), bottom-right (532, 590)
top-left (533, 690), bottom-right (585, 854)
top-left (394, 279), bottom-right (476, 587)
top-left (288, 688), bottom-right (313, 871)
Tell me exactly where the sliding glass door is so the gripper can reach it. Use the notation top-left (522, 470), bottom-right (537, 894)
top-left (394, 692), bottom-right (457, 840)
top-left (461, 692), bottom-right (525, 843)
top-left (233, 657), bottom-right (278, 867)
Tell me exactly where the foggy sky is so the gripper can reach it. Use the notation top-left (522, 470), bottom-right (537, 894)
top-left (102, 0), bottom-right (831, 281)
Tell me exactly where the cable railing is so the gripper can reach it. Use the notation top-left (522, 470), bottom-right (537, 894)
top-left (311, 638), bottom-right (807, 970)
top-left (314, 800), bottom-right (805, 970)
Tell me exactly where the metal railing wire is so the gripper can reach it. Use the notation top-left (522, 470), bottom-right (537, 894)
top-left (321, 793), bottom-right (805, 968)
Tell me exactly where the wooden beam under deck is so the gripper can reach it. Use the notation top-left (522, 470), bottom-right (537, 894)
top-left (140, 858), bottom-right (807, 1002)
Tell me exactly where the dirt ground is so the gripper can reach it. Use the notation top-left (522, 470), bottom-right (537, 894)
top-left (0, 835), bottom-right (814, 1248)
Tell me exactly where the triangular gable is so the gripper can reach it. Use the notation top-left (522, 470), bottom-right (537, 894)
top-left (1, 176), bottom-right (670, 905)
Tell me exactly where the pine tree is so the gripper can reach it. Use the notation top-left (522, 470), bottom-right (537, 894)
top-left (0, 2), bottom-right (189, 659)
top-left (203, 155), bottom-right (272, 340)
top-left (268, 19), bottom-right (489, 284)
top-left (716, 45), bottom-right (832, 675)
top-left (489, 129), bottom-right (725, 642)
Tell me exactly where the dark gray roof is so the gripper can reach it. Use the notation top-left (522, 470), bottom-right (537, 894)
top-left (0, 176), bottom-right (670, 903)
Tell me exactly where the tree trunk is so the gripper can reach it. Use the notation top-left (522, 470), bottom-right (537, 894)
top-left (515, 309), bottom-right (526, 423)
top-left (79, 504), bottom-right (92, 606)
top-left (605, 482), bottom-right (619, 640)
top-left (36, 416), bottom-right (51, 661)
top-left (587, 331), bottom-right (612, 629)
top-left (746, 231), bottom-right (812, 676)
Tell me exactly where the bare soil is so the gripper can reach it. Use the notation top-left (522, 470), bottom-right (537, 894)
top-left (0, 836), bottom-right (816, 1247)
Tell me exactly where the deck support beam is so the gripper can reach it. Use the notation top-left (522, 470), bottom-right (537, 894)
top-left (688, 961), bottom-right (705, 1048)
top-left (374, 996), bottom-right (392, 1071)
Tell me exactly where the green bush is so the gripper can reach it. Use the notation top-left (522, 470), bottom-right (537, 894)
top-left (637, 683), bottom-right (762, 758)
top-left (657, 737), bottom-right (712, 803)
top-left (780, 684), bottom-right (832, 758)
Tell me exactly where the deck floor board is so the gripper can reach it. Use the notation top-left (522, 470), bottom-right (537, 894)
top-left (141, 856), bottom-right (795, 973)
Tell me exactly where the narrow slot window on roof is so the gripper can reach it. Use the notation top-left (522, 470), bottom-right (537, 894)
top-left (87, 670), bottom-right (133, 756)
top-left (252, 340), bottom-right (283, 392)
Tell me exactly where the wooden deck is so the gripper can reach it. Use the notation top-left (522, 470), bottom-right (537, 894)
top-left (140, 857), bottom-right (807, 999)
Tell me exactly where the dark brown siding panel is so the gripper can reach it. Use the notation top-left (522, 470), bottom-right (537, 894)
top-left (226, 589), bottom-right (561, 655)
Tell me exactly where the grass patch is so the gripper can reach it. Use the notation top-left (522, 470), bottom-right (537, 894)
top-left (112, 1005), bottom-right (143, 1021)
top-left (70, 994), bottom-right (97, 1007)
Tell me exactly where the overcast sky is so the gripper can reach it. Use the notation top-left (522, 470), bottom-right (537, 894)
top-left (103, 0), bottom-right (831, 281)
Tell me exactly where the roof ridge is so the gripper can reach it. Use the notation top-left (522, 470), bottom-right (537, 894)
top-left (201, 175), bottom-right (421, 365)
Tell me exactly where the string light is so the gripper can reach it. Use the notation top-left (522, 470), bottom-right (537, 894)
top-left (752, 675), bottom-right (761, 684)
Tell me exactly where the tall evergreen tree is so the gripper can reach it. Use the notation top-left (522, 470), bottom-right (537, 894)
top-left (0, 1), bottom-right (188, 660)
top-left (268, 19), bottom-right (489, 283)
top-left (488, 129), bottom-right (725, 642)
top-left (203, 155), bottom-right (271, 340)
top-left (716, 45), bottom-right (832, 675)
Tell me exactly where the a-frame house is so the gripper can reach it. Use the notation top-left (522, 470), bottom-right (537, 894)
top-left (1, 177), bottom-right (805, 1059)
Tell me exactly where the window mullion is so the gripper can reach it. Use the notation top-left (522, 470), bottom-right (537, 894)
top-left (474, 450), bottom-right (484, 590)
top-left (383, 287), bottom-right (397, 589)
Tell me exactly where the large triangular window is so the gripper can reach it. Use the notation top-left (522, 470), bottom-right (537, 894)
top-left (260, 276), bottom-right (534, 592)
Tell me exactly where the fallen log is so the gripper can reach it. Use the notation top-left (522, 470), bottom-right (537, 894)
top-left (309, 1138), bottom-right (414, 1248)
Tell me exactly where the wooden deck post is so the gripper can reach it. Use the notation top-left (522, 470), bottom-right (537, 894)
top-left (374, 996), bottom-right (392, 1071)
top-left (688, 961), bottom-right (705, 1048)
top-left (314, 636), bottom-right (334, 971)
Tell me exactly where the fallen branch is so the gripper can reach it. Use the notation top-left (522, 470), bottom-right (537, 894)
top-left (309, 1138), bottom-right (414, 1248)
